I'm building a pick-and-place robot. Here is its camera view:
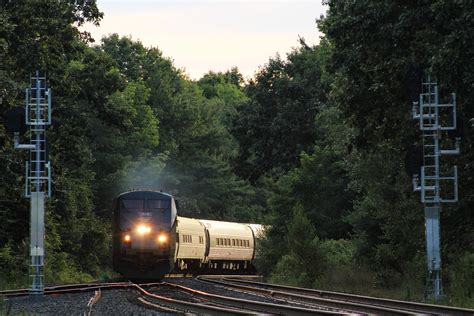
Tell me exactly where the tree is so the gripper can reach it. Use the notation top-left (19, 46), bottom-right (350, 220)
top-left (318, 0), bottom-right (474, 285)
top-left (269, 205), bottom-right (326, 287)
top-left (232, 40), bottom-right (331, 182)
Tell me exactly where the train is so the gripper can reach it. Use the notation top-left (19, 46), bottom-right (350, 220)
top-left (112, 190), bottom-right (264, 278)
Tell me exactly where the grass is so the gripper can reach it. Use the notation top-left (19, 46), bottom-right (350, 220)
top-left (269, 263), bottom-right (474, 309)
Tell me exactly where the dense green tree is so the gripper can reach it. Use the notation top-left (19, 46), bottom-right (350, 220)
top-left (268, 205), bottom-right (326, 287)
top-left (0, 0), bottom-right (108, 282)
top-left (318, 0), bottom-right (474, 287)
top-left (232, 40), bottom-right (331, 182)
top-left (101, 34), bottom-right (182, 154)
top-left (198, 67), bottom-right (244, 99)
top-left (269, 106), bottom-right (353, 240)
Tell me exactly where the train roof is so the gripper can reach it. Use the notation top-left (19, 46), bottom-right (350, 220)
top-left (116, 190), bottom-right (173, 199)
top-left (247, 224), bottom-right (265, 237)
top-left (198, 219), bottom-right (253, 236)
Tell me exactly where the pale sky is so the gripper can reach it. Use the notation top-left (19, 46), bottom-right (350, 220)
top-left (81, 0), bottom-right (327, 80)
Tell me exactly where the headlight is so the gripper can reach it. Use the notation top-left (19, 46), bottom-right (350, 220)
top-left (157, 234), bottom-right (167, 243)
top-left (137, 225), bottom-right (151, 235)
top-left (124, 234), bottom-right (131, 242)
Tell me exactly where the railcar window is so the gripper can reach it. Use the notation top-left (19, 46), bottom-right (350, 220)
top-left (232, 239), bottom-right (235, 246)
top-left (199, 236), bottom-right (204, 244)
top-left (182, 234), bottom-right (193, 243)
top-left (121, 200), bottom-right (144, 210)
top-left (147, 199), bottom-right (171, 209)
top-left (246, 240), bottom-right (250, 247)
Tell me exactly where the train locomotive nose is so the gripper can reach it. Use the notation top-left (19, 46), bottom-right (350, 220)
top-left (113, 190), bottom-right (177, 278)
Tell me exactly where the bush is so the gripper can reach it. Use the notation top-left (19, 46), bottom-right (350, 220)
top-left (269, 205), bottom-right (327, 288)
top-left (446, 252), bottom-right (474, 308)
top-left (319, 239), bottom-right (355, 266)
top-left (0, 243), bottom-right (29, 290)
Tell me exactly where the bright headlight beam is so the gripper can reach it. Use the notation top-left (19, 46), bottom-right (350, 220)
top-left (137, 225), bottom-right (151, 235)
top-left (158, 234), bottom-right (167, 243)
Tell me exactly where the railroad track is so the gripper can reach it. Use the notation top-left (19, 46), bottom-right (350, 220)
top-left (199, 277), bottom-right (474, 315)
top-left (0, 274), bottom-right (257, 297)
top-left (5, 275), bottom-right (472, 315)
top-left (0, 281), bottom-right (137, 297)
top-left (1, 277), bottom-right (344, 315)
top-left (145, 281), bottom-right (344, 315)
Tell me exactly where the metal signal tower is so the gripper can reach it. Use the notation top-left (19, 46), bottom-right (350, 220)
top-left (13, 71), bottom-right (52, 294)
top-left (412, 75), bottom-right (459, 300)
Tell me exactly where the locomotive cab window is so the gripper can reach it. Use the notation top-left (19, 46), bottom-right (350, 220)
top-left (147, 199), bottom-right (171, 209)
top-left (121, 200), bottom-right (144, 211)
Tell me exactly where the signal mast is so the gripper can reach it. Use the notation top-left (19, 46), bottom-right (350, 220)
top-left (412, 75), bottom-right (460, 300)
top-left (10, 71), bottom-right (52, 294)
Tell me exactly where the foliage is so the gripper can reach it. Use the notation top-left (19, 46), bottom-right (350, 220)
top-left (445, 252), bottom-right (474, 308)
top-left (232, 40), bottom-right (331, 182)
top-left (0, 0), bottom-right (261, 288)
top-left (317, 0), bottom-right (474, 284)
top-left (269, 205), bottom-right (326, 288)
top-left (253, 0), bottom-right (473, 306)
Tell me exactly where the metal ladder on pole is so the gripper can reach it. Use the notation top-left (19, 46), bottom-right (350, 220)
top-left (22, 72), bottom-right (52, 293)
top-left (412, 75), bottom-right (459, 300)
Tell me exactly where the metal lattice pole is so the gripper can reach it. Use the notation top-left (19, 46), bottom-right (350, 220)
top-left (14, 71), bottom-right (52, 294)
top-left (412, 75), bottom-right (460, 300)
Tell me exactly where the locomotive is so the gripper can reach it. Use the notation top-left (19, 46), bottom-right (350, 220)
top-left (112, 190), bottom-right (263, 278)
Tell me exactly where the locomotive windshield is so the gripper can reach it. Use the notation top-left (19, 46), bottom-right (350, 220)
top-left (147, 199), bottom-right (171, 209)
top-left (121, 200), bottom-right (144, 210)
top-left (116, 191), bottom-right (177, 230)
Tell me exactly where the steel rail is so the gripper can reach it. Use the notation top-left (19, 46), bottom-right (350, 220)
top-left (2, 281), bottom-right (252, 315)
top-left (160, 281), bottom-right (345, 315)
top-left (220, 277), bottom-right (474, 315)
top-left (0, 282), bottom-right (149, 297)
top-left (198, 277), bottom-right (414, 315)
top-left (163, 273), bottom-right (262, 280)
top-left (0, 275), bottom-right (261, 297)
top-left (132, 283), bottom-right (256, 315)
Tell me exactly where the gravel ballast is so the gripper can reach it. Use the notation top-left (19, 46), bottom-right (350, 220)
top-left (4, 289), bottom-right (173, 315)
